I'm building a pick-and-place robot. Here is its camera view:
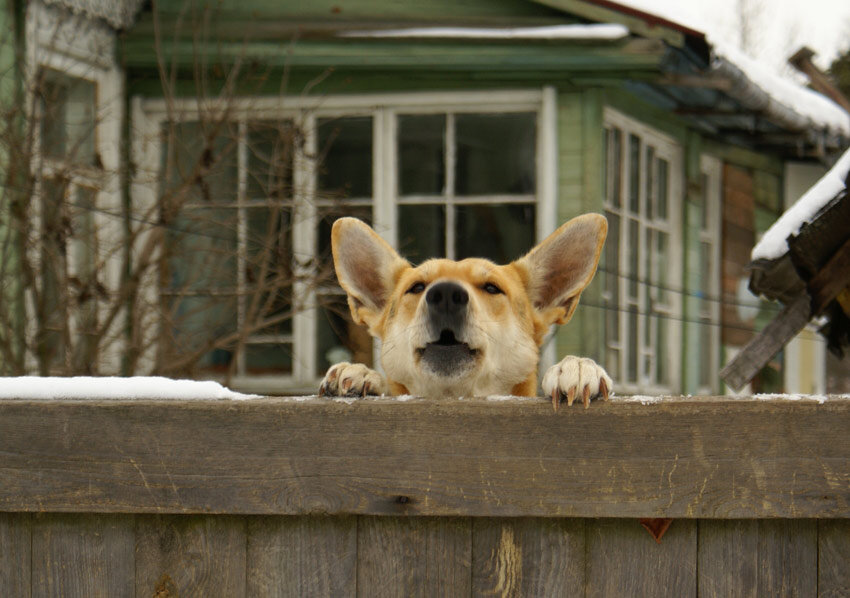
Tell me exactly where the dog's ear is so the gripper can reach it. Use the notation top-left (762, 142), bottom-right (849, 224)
top-left (514, 214), bottom-right (607, 326)
top-left (332, 217), bottom-right (410, 331)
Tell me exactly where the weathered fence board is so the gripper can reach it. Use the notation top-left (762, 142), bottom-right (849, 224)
top-left (819, 519), bottom-right (850, 598)
top-left (246, 515), bottom-right (357, 598)
top-left (31, 514), bottom-right (134, 598)
top-left (357, 516), bottom-right (472, 597)
top-left (697, 520), bottom-right (759, 597)
top-left (757, 519), bottom-right (818, 597)
top-left (0, 513), bottom-right (31, 598)
top-left (471, 517), bottom-right (584, 597)
top-left (135, 515), bottom-right (247, 597)
top-left (586, 518), bottom-right (697, 597)
top-left (1, 396), bottom-right (848, 518)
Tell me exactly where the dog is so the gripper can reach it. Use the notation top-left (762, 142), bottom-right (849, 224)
top-left (318, 214), bottom-right (612, 408)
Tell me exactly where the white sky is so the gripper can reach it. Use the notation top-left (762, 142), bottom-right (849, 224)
top-left (621, 0), bottom-right (850, 75)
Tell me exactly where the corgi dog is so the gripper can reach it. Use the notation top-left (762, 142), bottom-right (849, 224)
top-left (319, 215), bottom-right (612, 408)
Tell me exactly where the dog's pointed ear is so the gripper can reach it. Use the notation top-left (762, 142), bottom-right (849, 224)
top-left (332, 217), bottom-right (410, 331)
top-left (514, 214), bottom-right (607, 326)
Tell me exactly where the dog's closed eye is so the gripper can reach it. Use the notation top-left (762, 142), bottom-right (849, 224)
top-left (482, 282), bottom-right (504, 295)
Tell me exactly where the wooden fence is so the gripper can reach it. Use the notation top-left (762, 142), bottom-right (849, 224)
top-left (1, 395), bottom-right (848, 596)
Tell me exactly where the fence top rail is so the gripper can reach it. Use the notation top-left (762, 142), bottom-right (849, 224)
top-left (1, 394), bottom-right (848, 518)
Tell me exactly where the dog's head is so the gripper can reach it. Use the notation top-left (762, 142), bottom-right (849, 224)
top-left (331, 215), bottom-right (607, 396)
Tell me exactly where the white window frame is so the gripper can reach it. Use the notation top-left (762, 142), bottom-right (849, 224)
top-left (602, 107), bottom-right (683, 394)
top-left (25, 0), bottom-right (124, 373)
top-left (135, 88), bottom-right (558, 392)
top-left (697, 155), bottom-right (722, 395)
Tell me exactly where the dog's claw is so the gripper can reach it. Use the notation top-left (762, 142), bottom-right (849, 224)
top-left (566, 387), bottom-right (576, 407)
top-left (599, 378), bottom-right (609, 401)
top-left (582, 384), bottom-right (591, 409)
top-left (551, 388), bottom-right (560, 411)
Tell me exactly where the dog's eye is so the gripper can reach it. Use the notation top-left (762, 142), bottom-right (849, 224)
top-left (406, 282), bottom-right (426, 295)
top-left (483, 282), bottom-right (504, 295)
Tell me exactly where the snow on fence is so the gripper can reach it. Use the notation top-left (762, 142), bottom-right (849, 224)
top-left (1, 392), bottom-right (848, 596)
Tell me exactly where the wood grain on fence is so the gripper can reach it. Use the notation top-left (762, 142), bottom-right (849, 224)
top-left (1, 395), bottom-right (849, 597)
top-left (1, 396), bottom-right (848, 518)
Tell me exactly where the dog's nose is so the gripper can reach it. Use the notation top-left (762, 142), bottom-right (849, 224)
top-left (426, 281), bottom-right (468, 314)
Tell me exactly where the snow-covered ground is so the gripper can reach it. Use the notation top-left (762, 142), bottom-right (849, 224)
top-left (752, 147), bottom-right (850, 260)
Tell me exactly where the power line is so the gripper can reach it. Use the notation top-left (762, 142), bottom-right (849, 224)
top-left (0, 178), bottom-right (786, 316)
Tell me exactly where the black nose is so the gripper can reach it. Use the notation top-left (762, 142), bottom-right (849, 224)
top-left (426, 282), bottom-right (469, 314)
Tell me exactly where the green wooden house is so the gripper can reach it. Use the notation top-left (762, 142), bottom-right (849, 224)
top-left (5, 0), bottom-right (849, 395)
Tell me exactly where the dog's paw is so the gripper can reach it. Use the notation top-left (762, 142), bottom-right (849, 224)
top-left (319, 362), bottom-right (387, 397)
top-left (542, 356), bottom-right (612, 410)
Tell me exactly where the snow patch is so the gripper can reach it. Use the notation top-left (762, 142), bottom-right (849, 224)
top-left (339, 24), bottom-right (630, 41)
top-left (611, 395), bottom-right (665, 405)
top-left (752, 147), bottom-right (850, 261)
top-left (0, 376), bottom-right (260, 400)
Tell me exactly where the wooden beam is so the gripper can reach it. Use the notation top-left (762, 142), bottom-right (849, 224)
top-left (1, 396), bottom-right (848, 518)
top-left (720, 293), bottom-right (812, 391)
top-left (808, 235), bottom-right (850, 315)
top-left (120, 38), bottom-right (665, 71)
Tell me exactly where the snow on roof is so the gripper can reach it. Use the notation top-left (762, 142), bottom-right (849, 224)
top-left (0, 376), bottom-right (261, 400)
top-left (600, 0), bottom-right (850, 136)
top-left (339, 24), bottom-right (630, 41)
top-left (751, 146), bottom-right (850, 261)
top-left (712, 41), bottom-right (850, 137)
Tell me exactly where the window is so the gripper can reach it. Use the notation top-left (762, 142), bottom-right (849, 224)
top-left (145, 91), bottom-right (554, 389)
top-left (396, 111), bottom-right (537, 263)
top-left (602, 109), bottom-right (682, 393)
top-left (34, 68), bottom-right (103, 372)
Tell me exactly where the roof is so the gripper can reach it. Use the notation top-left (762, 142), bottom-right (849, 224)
top-left (570, 0), bottom-right (850, 151)
top-left (752, 147), bottom-right (850, 261)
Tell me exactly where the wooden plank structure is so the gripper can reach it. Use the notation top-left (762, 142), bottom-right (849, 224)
top-left (1, 395), bottom-right (849, 596)
top-left (721, 161), bottom-right (850, 391)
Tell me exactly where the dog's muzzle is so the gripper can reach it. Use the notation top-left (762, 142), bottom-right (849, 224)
top-left (417, 281), bottom-right (478, 376)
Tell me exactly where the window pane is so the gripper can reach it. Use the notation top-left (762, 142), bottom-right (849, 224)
top-left (604, 211), bottom-right (620, 344)
top-left (398, 115), bottom-right (445, 196)
top-left (169, 295), bottom-right (237, 374)
top-left (609, 128), bottom-right (622, 209)
top-left (398, 204), bottom-right (445, 263)
top-left (71, 186), bottom-right (97, 284)
top-left (317, 117), bottom-right (373, 199)
top-left (656, 316), bottom-right (668, 385)
top-left (628, 134), bottom-right (640, 213)
top-left (700, 173), bottom-right (710, 231)
top-left (645, 146), bottom-right (655, 220)
top-left (628, 219), bottom-right (639, 298)
top-left (40, 69), bottom-right (96, 166)
top-left (656, 231), bottom-right (669, 304)
top-left (246, 120), bottom-right (296, 199)
top-left (245, 206), bottom-right (293, 335)
top-left (455, 113), bottom-right (535, 195)
top-left (316, 294), bottom-right (373, 376)
top-left (698, 319), bottom-right (711, 389)
top-left (161, 121), bottom-right (238, 204)
top-left (656, 158), bottom-right (669, 220)
top-left (627, 311), bottom-right (638, 383)
top-left (166, 208), bottom-right (237, 292)
top-left (245, 343), bottom-right (292, 375)
top-left (455, 203), bottom-right (535, 263)
top-left (40, 178), bottom-right (68, 370)
top-left (72, 186), bottom-right (98, 368)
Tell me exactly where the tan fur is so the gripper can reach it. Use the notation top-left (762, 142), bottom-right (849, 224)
top-left (320, 214), bottom-right (611, 401)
